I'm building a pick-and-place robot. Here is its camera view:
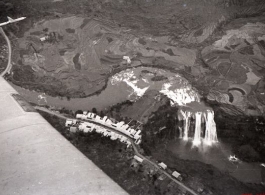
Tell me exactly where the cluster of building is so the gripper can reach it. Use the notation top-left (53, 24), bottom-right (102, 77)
top-left (133, 155), bottom-right (183, 181)
top-left (65, 119), bottom-right (133, 147)
top-left (76, 112), bottom-right (142, 143)
top-left (65, 111), bottom-right (142, 147)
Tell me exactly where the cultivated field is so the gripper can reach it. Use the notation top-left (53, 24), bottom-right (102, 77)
top-left (14, 15), bottom-right (197, 97)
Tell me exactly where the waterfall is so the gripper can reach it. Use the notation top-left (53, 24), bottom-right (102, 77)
top-left (179, 110), bottom-right (191, 141)
top-left (193, 112), bottom-right (202, 146)
top-left (204, 110), bottom-right (218, 145)
top-left (179, 109), bottom-right (218, 146)
top-left (183, 111), bottom-right (191, 141)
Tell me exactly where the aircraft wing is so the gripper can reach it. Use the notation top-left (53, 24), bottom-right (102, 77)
top-left (0, 76), bottom-right (128, 195)
top-left (7, 16), bottom-right (14, 22)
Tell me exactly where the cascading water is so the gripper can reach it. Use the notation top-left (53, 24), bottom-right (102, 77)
top-left (178, 109), bottom-right (218, 146)
top-left (193, 112), bottom-right (202, 145)
top-left (110, 67), bottom-right (218, 146)
top-left (180, 110), bottom-right (191, 141)
top-left (204, 110), bottom-right (218, 145)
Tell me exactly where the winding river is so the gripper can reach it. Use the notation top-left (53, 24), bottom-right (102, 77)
top-left (12, 66), bottom-right (198, 111)
top-left (12, 66), bottom-right (263, 184)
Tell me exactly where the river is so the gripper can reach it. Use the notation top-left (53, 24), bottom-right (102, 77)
top-left (12, 66), bottom-right (262, 184)
top-left (167, 139), bottom-right (262, 184)
top-left (11, 66), bottom-right (198, 111)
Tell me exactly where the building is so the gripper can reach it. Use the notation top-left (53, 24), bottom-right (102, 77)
top-left (105, 119), bottom-right (112, 126)
top-left (87, 112), bottom-right (96, 119)
top-left (116, 121), bottom-right (125, 128)
top-left (83, 124), bottom-right (94, 133)
top-left (134, 130), bottom-right (142, 140)
top-left (126, 140), bottom-right (131, 147)
top-left (78, 123), bottom-right (85, 131)
top-left (111, 123), bottom-right (117, 128)
top-left (121, 124), bottom-right (129, 131)
top-left (102, 116), bottom-right (108, 122)
top-left (120, 136), bottom-right (127, 143)
top-left (158, 162), bottom-right (167, 170)
top-left (134, 155), bottom-right (143, 163)
top-left (69, 126), bottom-right (77, 133)
top-left (135, 138), bottom-right (141, 145)
top-left (65, 119), bottom-right (73, 127)
top-left (40, 36), bottom-right (48, 42)
top-left (83, 127), bottom-right (91, 133)
top-left (95, 115), bottom-right (102, 122)
top-left (76, 114), bottom-right (83, 119)
top-left (66, 119), bottom-right (77, 128)
top-left (172, 171), bottom-right (182, 181)
top-left (73, 112), bottom-right (141, 147)
top-left (123, 56), bottom-right (131, 64)
top-left (96, 127), bottom-right (103, 133)
top-left (81, 114), bottom-right (87, 120)
top-left (172, 171), bottom-right (180, 178)
top-left (103, 130), bottom-right (111, 137)
top-left (128, 128), bottom-right (136, 136)
top-left (110, 132), bottom-right (118, 140)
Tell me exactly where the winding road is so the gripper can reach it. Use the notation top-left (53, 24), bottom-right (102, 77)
top-left (35, 106), bottom-right (198, 195)
top-left (0, 27), bottom-right (12, 76)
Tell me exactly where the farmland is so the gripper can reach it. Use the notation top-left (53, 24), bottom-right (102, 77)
top-left (2, 0), bottom-right (265, 194)
top-left (4, 0), bottom-right (265, 99)
top-left (11, 15), bottom-right (198, 97)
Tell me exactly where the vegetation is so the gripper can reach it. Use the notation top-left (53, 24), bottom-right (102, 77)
top-left (2, 0), bottom-right (264, 98)
top-left (214, 109), bottom-right (265, 162)
top-left (2, 0), bottom-right (265, 192)
top-left (151, 148), bottom-right (263, 195)
top-left (38, 110), bottom-right (164, 195)
top-left (102, 98), bottom-right (265, 194)
top-left (0, 35), bottom-right (7, 74)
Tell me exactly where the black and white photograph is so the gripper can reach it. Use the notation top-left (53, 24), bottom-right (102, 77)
top-left (0, 0), bottom-right (265, 194)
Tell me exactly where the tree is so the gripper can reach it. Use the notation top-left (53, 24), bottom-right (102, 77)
top-left (92, 107), bottom-right (97, 114)
top-left (99, 110), bottom-right (104, 117)
top-left (75, 110), bottom-right (83, 117)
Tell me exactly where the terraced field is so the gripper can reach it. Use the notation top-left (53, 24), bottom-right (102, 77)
top-left (5, 0), bottom-right (265, 116)
top-left (14, 16), bottom-right (197, 97)
top-left (4, 0), bottom-right (265, 192)
top-left (201, 18), bottom-right (265, 115)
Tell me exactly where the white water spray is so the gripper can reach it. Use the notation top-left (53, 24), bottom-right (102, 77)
top-left (193, 112), bottom-right (202, 146)
top-left (180, 110), bottom-right (191, 141)
top-left (204, 110), bottom-right (218, 145)
top-left (179, 109), bottom-right (218, 146)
